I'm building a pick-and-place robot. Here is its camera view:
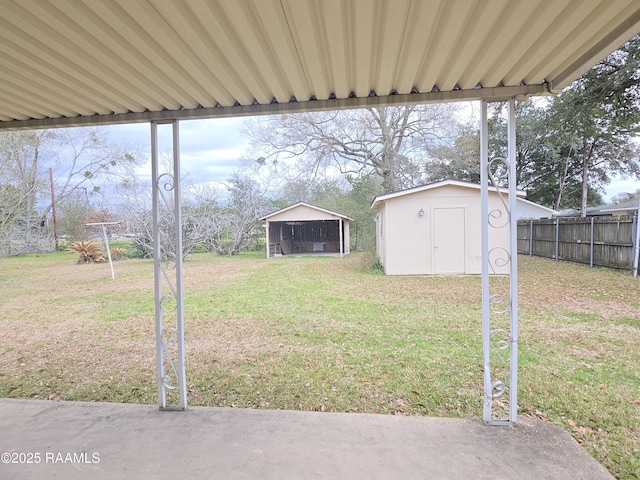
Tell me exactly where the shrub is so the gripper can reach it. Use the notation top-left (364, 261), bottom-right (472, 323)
top-left (125, 247), bottom-right (146, 259)
top-left (369, 256), bottom-right (385, 275)
top-left (359, 252), bottom-right (385, 275)
top-left (67, 241), bottom-right (106, 263)
top-left (110, 247), bottom-right (127, 260)
top-left (130, 236), bottom-right (153, 258)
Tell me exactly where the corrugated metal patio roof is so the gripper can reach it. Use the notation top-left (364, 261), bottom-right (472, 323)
top-left (1, 0), bottom-right (639, 130)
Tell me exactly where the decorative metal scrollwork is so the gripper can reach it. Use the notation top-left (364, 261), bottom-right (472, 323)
top-left (161, 328), bottom-right (179, 390)
top-left (152, 121), bottom-right (186, 410)
top-left (484, 160), bottom-right (514, 423)
top-left (156, 175), bottom-right (181, 406)
top-left (489, 328), bottom-right (510, 399)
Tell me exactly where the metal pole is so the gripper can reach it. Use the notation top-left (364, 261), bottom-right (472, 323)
top-left (265, 221), bottom-right (270, 258)
top-left (480, 100), bottom-right (492, 424)
top-left (49, 167), bottom-right (58, 250)
top-left (633, 207), bottom-right (640, 277)
top-left (507, 97), bottom-right (518, 424)
top-left (590, 217), bottom-right (595, 269)
top-left (102, 224), bottom-right (115, 280)
top-left (151, 122), bottom-right (164, 409)
top-left (172, 120), bottom-right (187, 409)
top-left (555, 219), bottom-right (559, 261)
top-left (481, 99), bottom-right (518, 426)
top-left (151, 120), bottom-right (187, 410)
top-left (86, 222), bottom-right (119, 279)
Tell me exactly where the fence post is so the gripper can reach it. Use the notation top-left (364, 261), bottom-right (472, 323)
top-left (590, 217), bottom-right (594, 269)
top-left (633, 209), bottom-right (640, 278)
top-left (555, 219), bottom-right (559, 261)
top-left (529, 220), bottom-right (533, 256)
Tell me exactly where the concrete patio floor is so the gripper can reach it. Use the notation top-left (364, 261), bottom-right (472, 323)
top-left (0, 398), bottom-right (614, 480)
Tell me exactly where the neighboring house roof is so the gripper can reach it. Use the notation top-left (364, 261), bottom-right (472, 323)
top-left (589, 197), bottom-right (640, 216)
top-left (556, 197), bottom-right (640, 217)
top-left (370, 179), bottom-right (526, 210)
top-left (260, 202), bottom-right (352, 221)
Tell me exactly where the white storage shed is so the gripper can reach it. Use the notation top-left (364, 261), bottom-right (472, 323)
top-left (371, 180), bottom-right (526, 275)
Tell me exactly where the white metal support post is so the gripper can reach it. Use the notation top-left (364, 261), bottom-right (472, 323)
top-left (151, 120), bottom-right (187, 410)
top-left (339, 218), bottom-right (344, 257)
top-left (481, 98), bottom-right (519, 425)
top-left (85, 221), bottom-right (120, 280)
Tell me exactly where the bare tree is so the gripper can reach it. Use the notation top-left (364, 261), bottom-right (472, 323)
top-left (203, 174), bottom-right (272, 255)
top-left (118, 171), bottom-right (271, 258)
top-left (243, 104), bottom-right (460, 193)
top-left (0, 131), bottom-right (54, 254)
top-left (0, 127), bottom-right (142, 255)
top-left (43, 127), bottom-right (141, 226)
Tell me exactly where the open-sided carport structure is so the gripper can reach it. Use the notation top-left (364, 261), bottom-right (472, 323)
top-left (1, 0), bottom-right (638, 424)
top-left (261, 202), bottom-right (351, 258)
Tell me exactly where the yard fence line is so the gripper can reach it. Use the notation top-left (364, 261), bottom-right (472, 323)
top-left (0, 237), bottom-right (55, 257)
top-left (517, 215), bottom-right (640, 276)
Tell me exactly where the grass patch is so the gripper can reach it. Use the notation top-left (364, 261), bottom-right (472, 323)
top-left (0, 252), bottom-right (638, 479)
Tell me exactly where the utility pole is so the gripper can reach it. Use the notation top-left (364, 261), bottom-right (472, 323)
top-left (49, 167), bottom-right (58, 250)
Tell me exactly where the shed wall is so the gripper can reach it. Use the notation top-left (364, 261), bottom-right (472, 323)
top-left (377, 185), bottom-right (509, 275)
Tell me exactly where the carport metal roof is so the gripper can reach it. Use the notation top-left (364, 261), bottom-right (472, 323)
top-left (1, 0), bottom-right (639, 130)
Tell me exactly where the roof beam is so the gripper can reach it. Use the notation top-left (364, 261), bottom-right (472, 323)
top-left (0, 83), bottom-right (549, 131)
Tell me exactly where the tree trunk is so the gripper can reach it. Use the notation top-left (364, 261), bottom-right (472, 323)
top-left (580, 139), bottom-right (595, 218)
top-left (581, 157), bottom-right (589, 217)
top-left (553, 147), bottom-right (573, 211)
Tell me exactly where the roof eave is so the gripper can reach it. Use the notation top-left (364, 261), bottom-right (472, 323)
top-left (548, 8), bottom-right (640, 93)
top-left (0, 84), bottom-right (549, 131)
top-left (261, 202), bottom-right (352, 221)
top-left (371, 179), bottom-right (526, 209)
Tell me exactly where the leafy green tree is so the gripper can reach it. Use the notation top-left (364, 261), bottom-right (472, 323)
top-left (438, 36), bottom-right (640, 213)
top-left (547, 78), bottom-right (638, 214)
top-left (426, 122), bottom-right (481, 184)
top-left (520, 36), bottom-right (640, 213)
top-left (340, 175), bottom-right (382, 252)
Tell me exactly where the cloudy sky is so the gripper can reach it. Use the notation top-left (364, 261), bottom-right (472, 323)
top-left (105, 106), bottom-right (639, 203)
top-left (108, 117), bottom-right (251, 187)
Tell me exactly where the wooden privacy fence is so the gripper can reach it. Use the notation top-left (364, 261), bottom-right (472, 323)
top-left (517, 215), bottom-right (640, 275)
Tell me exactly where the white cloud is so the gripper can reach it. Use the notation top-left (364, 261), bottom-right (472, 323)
top-left (110, 117), bottom-right (252, 186)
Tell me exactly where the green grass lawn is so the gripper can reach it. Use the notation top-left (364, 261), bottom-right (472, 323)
top-left (0, 251), bottom-right (638, 479)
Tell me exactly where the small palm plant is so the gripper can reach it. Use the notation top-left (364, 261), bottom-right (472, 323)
top-left (67, 241), bottom-right (106, 263)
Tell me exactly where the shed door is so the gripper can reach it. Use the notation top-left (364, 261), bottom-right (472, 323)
top-left (433, 207), bottom-right (465, 274)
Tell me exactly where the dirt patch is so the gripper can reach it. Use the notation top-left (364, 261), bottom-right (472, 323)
top-left (186, 316), bottom-right (285, 367)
